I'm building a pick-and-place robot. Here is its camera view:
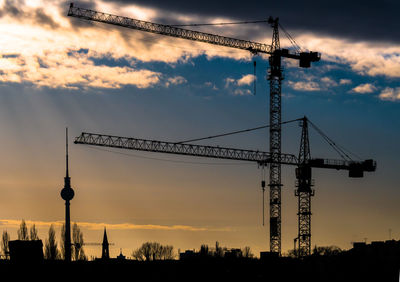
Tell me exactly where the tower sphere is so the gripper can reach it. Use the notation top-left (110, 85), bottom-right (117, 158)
top-left (61, 187), bottom-right (74, 201)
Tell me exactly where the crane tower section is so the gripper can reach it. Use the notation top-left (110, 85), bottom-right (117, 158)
top-left (295, 117), bottom-right (314, 257)
top-left (267, 17), bottom-right (283, 254)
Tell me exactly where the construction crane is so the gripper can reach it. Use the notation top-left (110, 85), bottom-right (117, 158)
top-left (68, 3), bottom-right (320, 255)
top-left (74, 126), bottom-right (376, 257)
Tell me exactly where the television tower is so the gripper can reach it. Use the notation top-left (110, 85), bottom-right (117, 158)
top-left (61, 128), bottom-right (74, 262)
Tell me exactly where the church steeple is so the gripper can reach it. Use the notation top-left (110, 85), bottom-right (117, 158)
top-left (102, 227), bottom-right (110, 260)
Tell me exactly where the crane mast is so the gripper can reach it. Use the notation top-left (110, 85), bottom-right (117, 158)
top-left (295, 117), bottom-right (314, 257)
top-left (267, 17), bottom-right (283, 254)
top-left (68, 3), bottom-right (321, 256)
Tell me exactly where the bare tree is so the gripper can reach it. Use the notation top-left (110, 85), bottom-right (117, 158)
top-left (44, 224), bottom-right (59, 260)
top-left (242, 246), bottom-right (254, 258)
top-left (200, 244), bottom-right (210, 256)
top-left (284, 248), bottom-right (298, 258)
top-left (29, 224), bottom-right (39, 240)
top-left (60, 224), bottom-right (65, 260)
top-left (132, 247), bottom-right (145, 261)
top-left (132, 242), bottom-right (174, 261)
top-left (312, 245), bottom-right (342, 256)
top-left (1, 231), bottom-right (10, 259)
top-left (72, 223), bottom-right (86, 261)
top-left (160, 245), bottom-right (174, 260)
top-left (17, 219), bottom-right (29, 241)
top-left (215, 241), bottom-right (224, 258)
top-left (142, 242), bottom-right (153, 261)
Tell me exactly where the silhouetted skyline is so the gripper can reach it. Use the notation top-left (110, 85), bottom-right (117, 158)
top-left (0, 0), bottom-right (398, 259)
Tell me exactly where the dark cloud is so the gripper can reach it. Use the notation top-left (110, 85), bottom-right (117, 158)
top-left (0, 0), bottom-right (60, 29)
top-left (103, 0), bottom-right (399, 44)
top-left (34, 8), bottom-right (59, 29)
top-left (2, 0), bottom-right (24, 17)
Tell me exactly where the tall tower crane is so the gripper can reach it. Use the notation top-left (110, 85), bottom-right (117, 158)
top-left (68, 3), bottom-right (320, 255)
top-left (74, 130), bottom-right (376, 256)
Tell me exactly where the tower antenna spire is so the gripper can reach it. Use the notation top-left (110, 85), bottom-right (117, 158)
top-left (61, 127), bottom-right (75, 262)
top-left (66, 127), bottom-right (69, 177)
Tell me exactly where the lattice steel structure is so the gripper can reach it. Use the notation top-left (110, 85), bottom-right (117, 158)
top-left (267, 17), bottom-right (283, 254)
top-left (74, 132), bottom-right (299, 165)
top-left (75, 131), bottom-right (376, 257)
top-left (74, 132), bottom-right (376, 175)
top-left (295, 117), bottom-right (314, 257)
top-left (68, 3), bottom-right (329, 256)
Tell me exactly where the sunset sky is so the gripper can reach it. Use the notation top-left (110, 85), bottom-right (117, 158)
top-left (0, 0), bottom-right (398, 259)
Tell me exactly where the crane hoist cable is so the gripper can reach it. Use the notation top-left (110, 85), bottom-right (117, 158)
top-left (253, 59), bottom-right (257, 96)
top-left (176, 117), bottom-right (302, 144)
top-left (260, 164), bottom-right (267, 226)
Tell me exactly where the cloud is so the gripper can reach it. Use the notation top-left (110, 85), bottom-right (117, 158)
top-left (224, 77), bottom-right (236, 88)
top-left (0, 0), bottom-right (399, 91)
top-left (0, 52), bottom-right (161, 89)
top-left (107, 0), bottom-right (400, 45)
top-left (0, 0), bottom-right (251, 90)
top-left (0, 0), bottom-right (59, 29)
top-left (294, 34), bottom-right (400, 79)
top-left (233, 89), bottom-right (251, 96)
top-left (320, 76), bottom-right (337, 87)
top-left (378, 87), bottom-right (400, 101)
top-left (224, 75), bottom-right (254, 96)
top-left (339, 79), bottom-right (352, 85)
top-left (166, 75), bottom-right (187, 87)
top-left (0, 219), bottom-right (231, 232)
top-left (288, 81), bottom-right (320, 91)
top-left (350, 83), bottom-right (376, 94)
top-left (237, 74), bottom-right (255, 86)
top-left (204, 81), bottom-right (218, 90)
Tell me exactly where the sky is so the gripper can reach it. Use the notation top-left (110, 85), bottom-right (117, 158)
top-left (0, 0), bottom-right (399, 259)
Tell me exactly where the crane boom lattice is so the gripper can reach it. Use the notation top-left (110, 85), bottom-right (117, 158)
top-left (68, 4), bottom-right (272, 54)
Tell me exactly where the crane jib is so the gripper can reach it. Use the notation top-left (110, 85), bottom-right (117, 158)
top-left (67, 3), bottom-right (321, 66)
top-left (74, 132), bottom-right (375, 176)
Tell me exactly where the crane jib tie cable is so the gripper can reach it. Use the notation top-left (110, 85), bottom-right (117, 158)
top-left (175, 118), bottom-right (302, 144)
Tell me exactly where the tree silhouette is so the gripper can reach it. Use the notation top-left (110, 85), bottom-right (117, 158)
top-left (17, 219), bottom-right (29, 241)
top-left (1, 230), bottom-right (10, 259)
top-left (242, 246), bottom-right (254, 258)
top-left (132, 242), bottom-right (174, 261)
top-left (160, 245), bottom-right (174, 260)
top-left (285, 248), bottom-right (298, 258)
top-left (44, 224), bottom-right (59, 260)
top-left (29, 224), bottom-right (39, 240)
top-left (215, 241), bottom-right (225, 258)
top-left (60, 224), bottom-right (65, 260)
top-left (72, 223), bottom-right (86, 261)
top-left (312, 245), bottom-right (342, 256)
top-left (200, 244), bottom-right (210, 256)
